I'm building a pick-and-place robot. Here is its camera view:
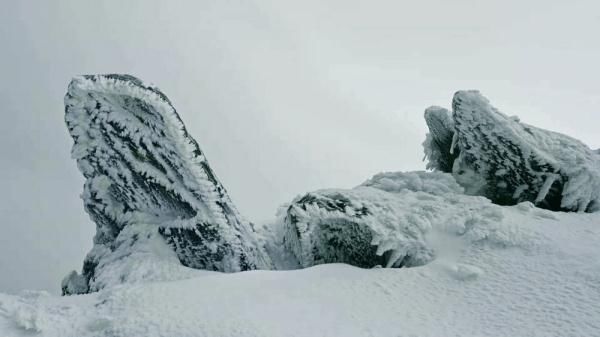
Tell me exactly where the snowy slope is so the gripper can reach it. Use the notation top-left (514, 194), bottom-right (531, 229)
top-left (1, 206), bottom-right (599, 337)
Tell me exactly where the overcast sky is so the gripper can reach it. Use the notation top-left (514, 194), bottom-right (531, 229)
top-left (1, 0), bottom-right (599, 294)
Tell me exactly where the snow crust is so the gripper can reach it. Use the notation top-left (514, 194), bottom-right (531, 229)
top-left (2, 207), bottom-right (599, 337)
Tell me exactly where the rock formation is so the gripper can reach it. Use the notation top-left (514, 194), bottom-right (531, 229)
top-left (62, 75), bottom-right (271, 294)
top-left (62, 76), bottom-right (599, 292)
top-left (424, 90), bottom-right (600, 212)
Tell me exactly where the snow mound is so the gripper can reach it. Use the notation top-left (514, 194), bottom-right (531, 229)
top-left (64, 75), bottom-right (271, 293)
top-left (424, 90), bottom-right (600, 212)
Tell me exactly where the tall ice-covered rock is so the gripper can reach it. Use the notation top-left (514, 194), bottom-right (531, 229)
top-left (63, 74), bottom-right (271, 294)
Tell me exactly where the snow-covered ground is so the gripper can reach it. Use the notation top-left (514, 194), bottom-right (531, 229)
top-left (2, 204), bottom-right (598, 337)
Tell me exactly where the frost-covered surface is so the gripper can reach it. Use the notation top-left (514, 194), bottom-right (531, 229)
top-left (281, 171), bottom-right (509, 269)
top-left (1, 79), bottom-right (599, 335)
top-left (63, 74), bottom-right (271, 294)
top-left (424, 90), bottom-right (600, 212)
top-left (361, 170), bottom-right (464, 195)
top-left (2, 206), bottom-right (599, 337)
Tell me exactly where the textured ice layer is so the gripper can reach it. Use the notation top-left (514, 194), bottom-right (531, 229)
top-left (424, 90), bottom-right (600, 212)
top-left (63, 75), bottom-right (271, 293)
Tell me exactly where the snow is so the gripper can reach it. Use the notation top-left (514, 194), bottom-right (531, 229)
top-left (2, 207), bottom-right (599, 337)
top-left (360, 170), bottom-right (464, 195)
top-left (281, 178), bottom-right (513, 269)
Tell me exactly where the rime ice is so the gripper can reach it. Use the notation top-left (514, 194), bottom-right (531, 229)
top-left (63, 75), bottom-right (271, 294)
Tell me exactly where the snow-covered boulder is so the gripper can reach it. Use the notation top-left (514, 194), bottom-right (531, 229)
top-left (424, 90), bottom-right (600, 212)
top-left (63, 74), bottom-right (271, 294)
top-left (281, 171), bottom-right (507, 269)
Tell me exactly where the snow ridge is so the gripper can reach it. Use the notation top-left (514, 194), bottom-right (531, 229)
top-left (63, 74), bottom-right (271, 293)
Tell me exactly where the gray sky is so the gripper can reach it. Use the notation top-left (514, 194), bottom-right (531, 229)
top-left (1, 0), bottom-right (599, 294)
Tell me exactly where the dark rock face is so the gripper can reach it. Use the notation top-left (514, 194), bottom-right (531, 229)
top-left (424, 90), bottom-right (600, 212)
top-left (63, 74), bottom-right (271, 294)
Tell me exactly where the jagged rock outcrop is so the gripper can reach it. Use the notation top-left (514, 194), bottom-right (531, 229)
top-left (281, 171), bottom-right (505, 269)
top-left (424, 90), bottom-right (600, 212)
top-left (63, 74), bottom-right (271, 294)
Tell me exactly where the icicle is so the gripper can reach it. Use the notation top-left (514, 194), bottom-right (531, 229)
top-left (385, 248), bottom-right (406, 268)
top-left (450, 131), bottom-right (458, 155)
top-left (535, 174), bottom-right (558, 204)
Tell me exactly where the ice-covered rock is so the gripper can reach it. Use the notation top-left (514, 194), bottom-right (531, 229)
top-left (281, 171), bottom-right (509, 269)
top-left (63, 74), bottom-right (271, 294)
top-left (424, 90), bottom-right (600, 212)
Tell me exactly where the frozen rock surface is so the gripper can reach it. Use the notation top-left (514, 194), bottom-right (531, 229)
top-left (281, 171), bottom-right (511, 269)
top-left (63, 74), bottom-right (271, 294)
top-left (424, 90), bottom-right (600, 212)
